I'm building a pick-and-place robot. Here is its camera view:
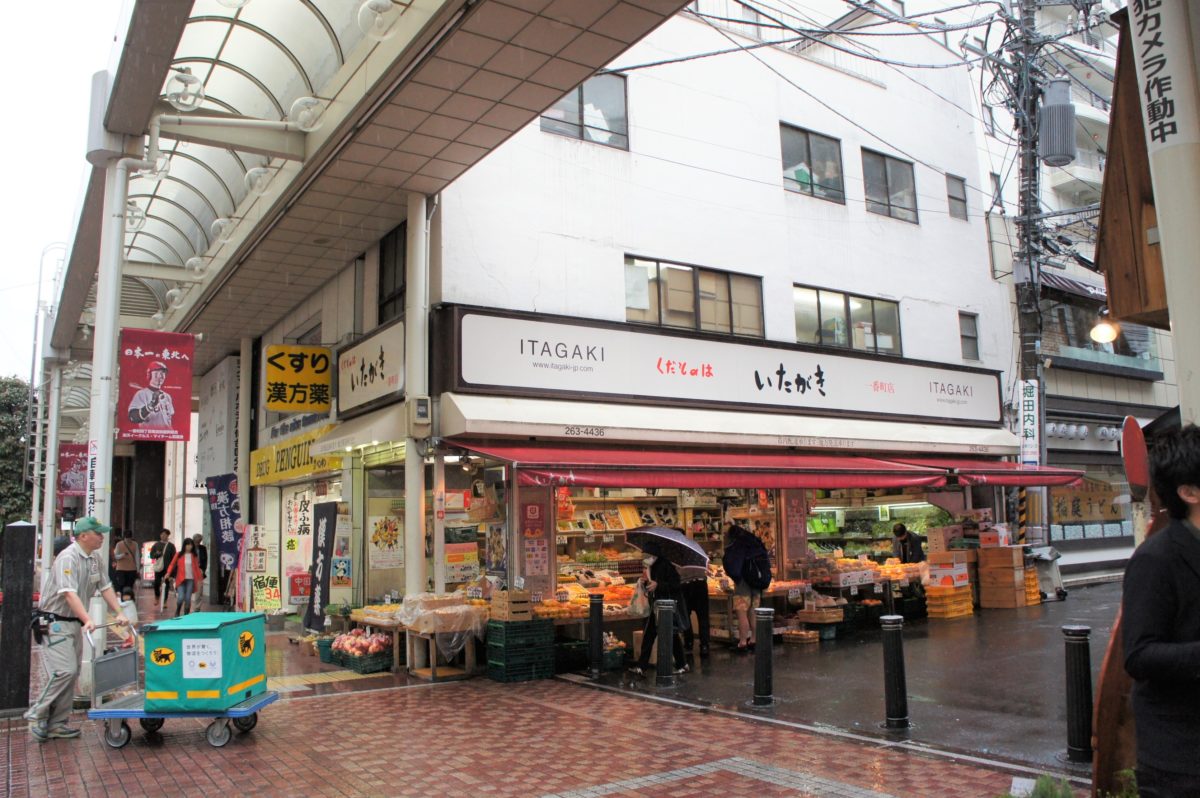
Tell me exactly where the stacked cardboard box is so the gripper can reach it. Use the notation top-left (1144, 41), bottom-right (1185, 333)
top-left (929, 549), bottom-right (979, 606)
top-left (978, 546), bottom-right (1026, 608)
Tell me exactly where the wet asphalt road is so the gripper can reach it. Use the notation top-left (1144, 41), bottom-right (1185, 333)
top-left (597, 581), bottom-right (1122, 772)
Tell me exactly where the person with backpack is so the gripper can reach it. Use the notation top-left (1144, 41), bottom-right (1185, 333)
top-left (722, 523), bottom-right (772, 652)
top-left (628, 543), bottom-right (689, 676)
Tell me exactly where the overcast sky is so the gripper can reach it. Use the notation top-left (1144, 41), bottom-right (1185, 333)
top-left (0, 2), bottom-right (127, 382)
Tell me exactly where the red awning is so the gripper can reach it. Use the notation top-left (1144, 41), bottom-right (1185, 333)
top-left (456, 443), bottom-right (948, 489)
top-left (885, 458), bottom-right (1083, 487)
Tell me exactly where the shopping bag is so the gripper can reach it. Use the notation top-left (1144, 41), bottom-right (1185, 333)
top-left (628, 581), bottom-right (651, 618)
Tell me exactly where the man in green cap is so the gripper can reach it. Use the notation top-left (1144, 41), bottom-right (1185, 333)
top-left (25, 516), bottom-right (128, 741)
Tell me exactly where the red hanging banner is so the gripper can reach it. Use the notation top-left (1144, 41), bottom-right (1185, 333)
top-left (116, 329), bottom-right (194, 441)
top-left (57, 443), bottom-right (88, 496)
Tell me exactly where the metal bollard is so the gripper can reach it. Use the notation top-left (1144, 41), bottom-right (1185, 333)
top-left (1063, 625), bottom-right (1094, 763)
top-left (881, 614), bottom-right (909, 729)
top-left (588, 594), bottom-right (604, 679)
top-left (655, 599), bottom-right (676, 687)
top-left (883, 579), bottom-right (896, 617)
top-left (753, 607), bottom-right (774, 706)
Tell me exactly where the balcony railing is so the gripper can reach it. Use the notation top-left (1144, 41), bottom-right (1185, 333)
top-left (1071, 86), bottom-right (1111, 113)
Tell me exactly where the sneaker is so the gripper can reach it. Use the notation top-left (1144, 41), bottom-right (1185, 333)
top-left (29, 725), bottom-right (48, 743)
top-left (46, 726), bottom-right (81, 739)
top-left (627, 665), bottom-right (645, 676)
top-left (673, 664), bottom-right (690, 675)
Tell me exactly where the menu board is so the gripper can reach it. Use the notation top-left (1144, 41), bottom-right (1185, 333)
top-left (520, 486), bottom-right (554, 598)
top-left (782, 490), bottom-right (808, 563)
top-left (445, 541), bottom-right (481, 583)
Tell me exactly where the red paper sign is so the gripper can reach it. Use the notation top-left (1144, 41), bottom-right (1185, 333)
top-left (58, 443), bottom-right (88, 496)
top-left (289, 573), bottom-right (312, 599)
top-left (117, 329), bottom-right (194, 441)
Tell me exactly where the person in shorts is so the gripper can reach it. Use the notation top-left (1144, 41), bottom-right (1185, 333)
top-left (722, 523), bottom-right (766, 652)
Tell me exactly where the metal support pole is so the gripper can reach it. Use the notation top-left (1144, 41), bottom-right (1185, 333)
top-left (883, 579), bottom-right (895, 617)
top-left (1063, 625), bottom-right (1094, 763)
top-left (655, 599), bottom-right (676, 687)
top-left (753, 607), bottom-right (774, 706)
top-left (881, 614), bottom-right (909, 729)
top-left (40, 363), bottom-right (63, 593)
top-left (588, 594), bottom-right (603, 679)
top-left (403, 192), bottom-right (429, 596)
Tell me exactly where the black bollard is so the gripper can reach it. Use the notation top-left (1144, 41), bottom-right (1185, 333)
top-left (655, 599), bottom-right (676, 687)
top-left (588, 594), bottom-right (604, 679)
top-left (0, 522), bottom-right (35, 715)
top-left (883, 579), bottom-right (896, 617)
top-left (881, 614), bottom-right (909, 729)
top-left (1063, 625), bottom-right (1094, 763)
top-left (753, 607), bottom-right (774, 706)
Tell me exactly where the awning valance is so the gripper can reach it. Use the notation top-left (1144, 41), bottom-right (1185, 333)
top-left (311, 404), bottom-right (407, 456)
top-left (886, 458), bottom-right (1084, 487)
top-left (455, 443), bottom-right (949, 489)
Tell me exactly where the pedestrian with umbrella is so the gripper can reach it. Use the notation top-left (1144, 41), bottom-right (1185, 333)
top-left (625, 527), bottom-right (706, 676)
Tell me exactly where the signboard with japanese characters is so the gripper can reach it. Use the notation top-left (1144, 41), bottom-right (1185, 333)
top-left (283, 486), bottom-right (314, 604)
top-left (204, 473), bottom-right (244, 570)
top-left (456, 311), bottom-right (1000, 423)
top-left (251, 574), bottom-right (282, 611)
top-left (303, 501), bottom-right (340, 631)
top-left (336, 321), bottom-right (404, 416)
top-left (1018, 379), bottom-right (1040, 466)
top-left (117, 329), bottom-right (194, 441)
top-left (250, 424), bottom-right (342, 486)
top-left (265, 345), bottom-right (333, 413)
top-left (1129, 0), bottom-right (1200, 155)
top-left (58, 443), bottom-right (88, 497)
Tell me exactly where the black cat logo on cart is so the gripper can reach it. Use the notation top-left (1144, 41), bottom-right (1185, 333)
top-left (151, 647), bottom-right (176, 666)
top-left (238, 630), bottom-right (255, 657)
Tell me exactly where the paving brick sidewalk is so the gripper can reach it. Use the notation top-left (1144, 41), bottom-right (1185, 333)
top-left (3, 679), bottom-right (1083, 798)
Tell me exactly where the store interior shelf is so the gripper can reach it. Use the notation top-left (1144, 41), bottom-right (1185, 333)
top-left (810, 494), bottom-right (929, 509)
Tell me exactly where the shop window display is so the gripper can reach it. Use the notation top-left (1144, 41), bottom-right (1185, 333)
top-left (1048, 468), bottom-right (1132, 543)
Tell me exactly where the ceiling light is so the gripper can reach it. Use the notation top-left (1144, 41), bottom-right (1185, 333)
top-left (165, 287), bottom-right (187, 310)
top-left (245, 166), bottom-right (274, 197)
top-left (185, 256), bottom-right (210, 276)
top-left (1089, 307), bottom-right (1119, 344)
top-left (358, 0), bottom-right (400, 41)
top-left (211, 217), bottom-right (238, 243)
top-left (137, 153), bottom-right (171, 183)
top-left (288, 96), bottom-right (325, 133)
top-left (165, 68), bottom-right (205, 113)
top-left (151, 311), bottom-right (165, 329)
top-left (216, 0), bottom-right (251, 7)
top-left (126, 201), bottom-right (146, 232)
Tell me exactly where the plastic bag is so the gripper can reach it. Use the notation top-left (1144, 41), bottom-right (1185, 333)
top-left (628, 581), bottom-right (650, 618)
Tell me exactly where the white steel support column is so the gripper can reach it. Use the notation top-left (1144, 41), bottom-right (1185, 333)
top-left (39, 362), bottom-right (63, 591)
top-left (404, 193), bottom-right (429, 596)
top-left (86, 155), bottom-right (150, 567)
top-left (433, 454), bottom-right (446, 595)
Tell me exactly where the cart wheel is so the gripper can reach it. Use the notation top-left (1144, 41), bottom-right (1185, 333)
top-left (139, 717), bottom-right (164, 733)
top-left (1056, 588), bottom-right (1069, 600)
top-left (104, 720), bottom-right (132, 749)
top-left (232, 713), bottom-right (258, 733)
top-left (205, 719), bottom-right (232, 748)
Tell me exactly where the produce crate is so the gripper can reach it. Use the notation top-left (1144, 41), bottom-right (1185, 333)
top-left (491, 590), bottom-right (533, 621)
top-left (487, 661), bottom-right (555, 683)
top-left (817, 624), bottom-right (837, 641)
top-left (486, 619), bottom-right (554, 647)
top-left (782, 629), bottom-right (820, 644)
top-left (316, 637), bottom-right (335, 664)
top-left (487, 642), bottom-right (554, 668)
top-left (554, 640), bottom-right (589, 673)
top-left (602, 647), bottom-right (627, 671)
top-left (336, 650), bottom-right (393, 674)
top-left (793, 608), bottom-right (843, 624)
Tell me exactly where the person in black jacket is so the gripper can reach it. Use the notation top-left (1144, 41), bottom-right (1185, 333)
top-left (149, 529), bottom-right (176, 601)
top-left (1122, 424), bottom-right (1200, 796)
top-left (629, 543), bottom-right (688, 676)
top-left (723, 523), bottom-right (768, 652)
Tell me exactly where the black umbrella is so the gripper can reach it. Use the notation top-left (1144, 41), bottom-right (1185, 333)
top-left (625, 526), bottom-right (709, 569)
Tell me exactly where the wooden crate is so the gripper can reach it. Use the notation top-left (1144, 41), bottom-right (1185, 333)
top-left (794, 608), bottom-right (844, 624)
top-left (491, 590), bottom-right (532, 621)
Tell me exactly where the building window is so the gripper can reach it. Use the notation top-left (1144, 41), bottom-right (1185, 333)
top-left (959, 312), bottom-right (979, 360)
top-left (862, 149), bottom-right (918, 223)
top-left (540, 74), bottom-right (628, 150)
top-left (626, 256), bottom-right (764, 337)
top-left (794, 285), bottom-right (902, 355)
top-left (989, 172), bottom-right (1003, 210)
top-left (780, 125), bottom-right (845, 202)
top-left (934, 17), bottom-right (949, 47)
top-left (982, 104), bottom-right (997, 136)
top-left (378, 222), bottom-right (406, 325)
top-left (946, 175), bottom-right (968, 220)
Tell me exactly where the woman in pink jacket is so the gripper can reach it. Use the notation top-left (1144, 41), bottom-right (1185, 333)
top-left (165, 537), bottom-right (204, 617)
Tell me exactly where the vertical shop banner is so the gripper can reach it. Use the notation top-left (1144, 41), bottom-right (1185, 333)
top-left (331, 515), bottom-right (352, 588)
top-left (1019, 379), bottom-right (1040, 466)
top-left (520, 487), bottom-right (553, 600)
top-left (781, 490), bottom-right (808, 563)
top-left (57, 443), bottom-right (88, 496)
top-left (205, 473), bottom-right (244, 570)
top-left (283, 487), bottom-right (314, 602)
top-left (117, 329), bottom-right (194, 441)
top-left (303, 501), bottom-right (338, 630)
top-left (264, 345), bottom-right (332, 413)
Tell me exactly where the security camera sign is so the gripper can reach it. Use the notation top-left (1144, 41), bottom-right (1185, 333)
top-left (182, 639), bottom-right (223, 679)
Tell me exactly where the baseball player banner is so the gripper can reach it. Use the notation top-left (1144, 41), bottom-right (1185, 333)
top-left (117, 328), bottom-right (194, 441)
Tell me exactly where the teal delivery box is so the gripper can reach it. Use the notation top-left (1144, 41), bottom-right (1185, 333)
top-left (143, 613), bottom-right (267, 712)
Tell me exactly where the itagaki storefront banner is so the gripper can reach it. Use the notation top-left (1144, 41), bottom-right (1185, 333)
top-left (117, 329), bottom-right (194, 441)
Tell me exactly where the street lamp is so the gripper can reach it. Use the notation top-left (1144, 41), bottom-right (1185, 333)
top-left (1089, 307), bottom-right (1119, 344)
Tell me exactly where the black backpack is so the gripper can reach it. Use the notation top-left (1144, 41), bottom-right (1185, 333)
top-left (742, 546), bottom-right (773, 591)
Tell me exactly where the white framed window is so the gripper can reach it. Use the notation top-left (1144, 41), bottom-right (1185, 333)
top-left (541, 74), bottom-right (628, 150)
top-left (626, 256), bottom-right (764, 337)
top-left (862, 149), bottom-right (918, 223)
top-left (781, 124), bottom-right (845, 203)
top-left (959, 312), bottom-right (980, 360)
top-left (946, 175), bottom-right (968, 220)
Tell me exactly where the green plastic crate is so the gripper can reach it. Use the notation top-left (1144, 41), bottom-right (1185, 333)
top-left (487, 642), bottom-right (554, 668)
top-left (336, 650), bottom-right (393, 674)
top-left (143, 612), bottom-right (267, 712)
top-left (487, 661), bottom-right (554, 683)
top-left (554, 640), bottom-right (589, 673)
top-left (486, 619), bottom-right (554, 647)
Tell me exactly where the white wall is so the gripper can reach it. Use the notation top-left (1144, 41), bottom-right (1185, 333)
top-left (436, 13), bottom-right (1014, 381)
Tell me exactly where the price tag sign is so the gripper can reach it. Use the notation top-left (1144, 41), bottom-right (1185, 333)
top-left (850, 585), bottom-right (859, 596)
top-left (602, 534), bottom-right (614, 543)
top-left (556, 590), bottom-right (569, 602)
top-left (467, 586), bottom-right (483, 599)
top-left (531, 592), bottom-right (543, 603)
top-left (556, 535), bottom-right (568, 546)
top-left (583, 535), bottom-right (595, 543)
top-left (787, 587), bottom-right (802, 600)
top-left (874, 583), bottom-right (883, 594)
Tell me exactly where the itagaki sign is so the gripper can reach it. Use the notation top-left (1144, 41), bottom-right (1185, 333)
top-left (337, 322), bottom-right (404, 415)
top-left (458, 313), bottom-right (1001, 424)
